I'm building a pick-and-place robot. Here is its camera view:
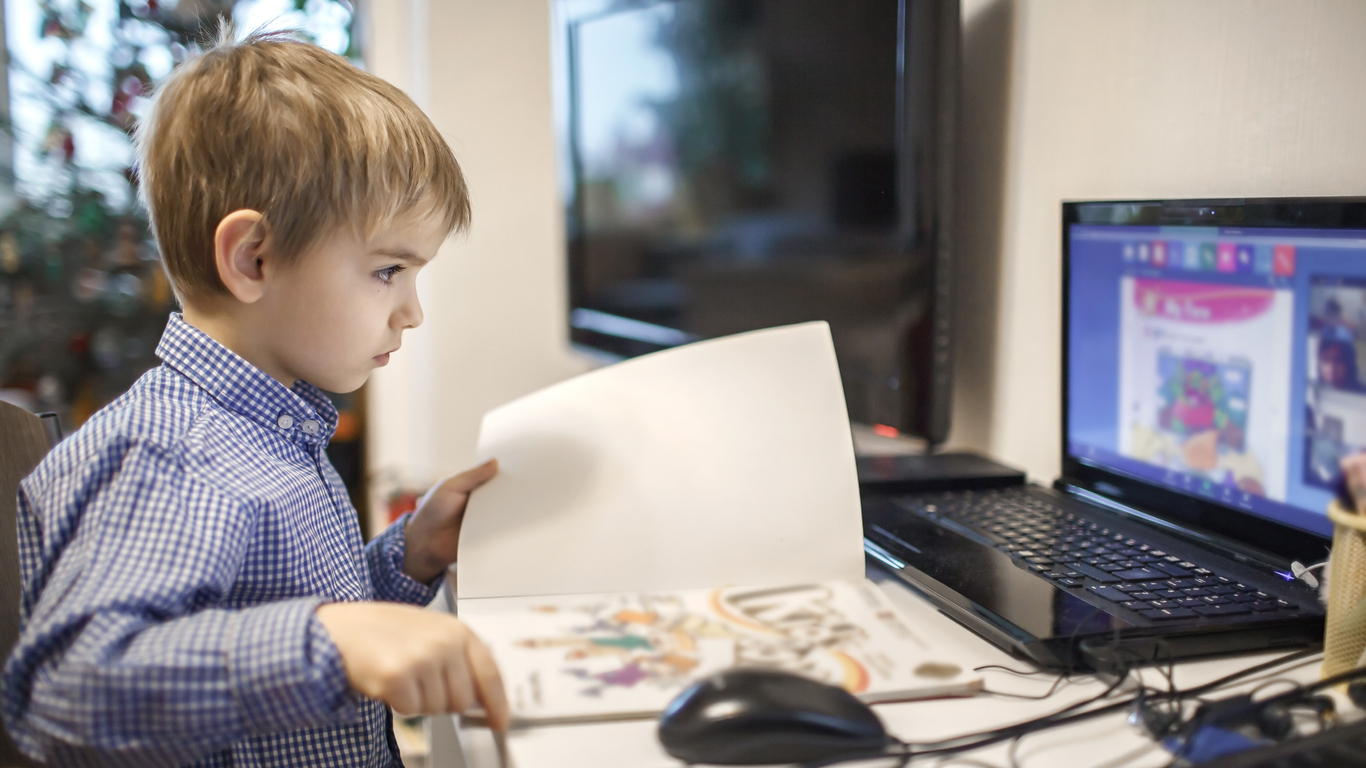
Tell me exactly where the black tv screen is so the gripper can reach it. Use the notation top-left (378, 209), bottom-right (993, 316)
top-left (559, 0), bottom-right (957, 443)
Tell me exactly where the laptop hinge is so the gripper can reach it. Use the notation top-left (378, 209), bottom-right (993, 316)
top-left (1058, 483), bottom-right (1295, 572)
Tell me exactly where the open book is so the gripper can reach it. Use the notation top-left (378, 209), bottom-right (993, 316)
top-left (456, 323), bottom-right (980, 725)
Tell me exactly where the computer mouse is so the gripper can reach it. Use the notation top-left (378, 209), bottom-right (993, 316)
top-left (657, 668), bottom-right (893, 765)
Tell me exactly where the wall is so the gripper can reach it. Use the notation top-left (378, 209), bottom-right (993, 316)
top-left (364, 0), bottom-right (590, 530)
top-left (951, 0), bottom-right (1366, 481)
top-left (363, 0), bottom-right (1366, 520)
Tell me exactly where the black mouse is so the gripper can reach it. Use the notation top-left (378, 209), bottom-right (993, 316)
top-left (657, 668), bottom-right (893, 765)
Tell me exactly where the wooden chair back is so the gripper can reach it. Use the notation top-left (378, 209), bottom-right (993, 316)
top-left (0, 401), bottom-right (55, 767)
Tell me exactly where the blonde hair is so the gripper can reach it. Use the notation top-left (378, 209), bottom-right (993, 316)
top-left (134, 28), bottom-right (470, 303)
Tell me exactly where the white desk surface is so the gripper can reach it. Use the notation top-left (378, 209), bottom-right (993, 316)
top-left (437, 566), bottom-right (1338, 768)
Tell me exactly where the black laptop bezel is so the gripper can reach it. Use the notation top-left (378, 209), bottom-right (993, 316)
top-left (1059, 197), bottom-right (1362, 566)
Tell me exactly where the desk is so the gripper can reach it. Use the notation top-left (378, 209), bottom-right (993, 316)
top-left (436, 565), bottom-right (1336, 768)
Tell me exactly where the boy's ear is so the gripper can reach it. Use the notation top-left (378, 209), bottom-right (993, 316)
top-left (214, 210), bottom-right (272, 304)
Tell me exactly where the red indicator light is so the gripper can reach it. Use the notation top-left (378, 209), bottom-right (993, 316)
top-left (872, 424), bottom-right (900, 438)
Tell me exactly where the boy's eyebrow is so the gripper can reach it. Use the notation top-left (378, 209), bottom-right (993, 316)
top-left (372, 247), bottom-right (430, 265)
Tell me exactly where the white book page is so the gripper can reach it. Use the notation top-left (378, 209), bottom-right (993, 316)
top-left (456, 322), bottom-right (864, 599)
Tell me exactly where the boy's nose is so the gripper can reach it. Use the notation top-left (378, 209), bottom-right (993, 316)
top-left (394, 288), bottom-right (423, 330)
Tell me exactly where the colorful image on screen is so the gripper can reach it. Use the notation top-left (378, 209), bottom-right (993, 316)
top-left (1117, 278), bottom-right (1292, 501)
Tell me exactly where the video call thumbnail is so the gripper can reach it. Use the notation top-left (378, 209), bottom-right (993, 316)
top-left (1304, 278), bottom-right (1366, 492)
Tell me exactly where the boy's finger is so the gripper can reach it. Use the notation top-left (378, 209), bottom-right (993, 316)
top-left (415, 675), bottom-right (444, 715)
top-left (466, 634), bottom-right (510, 731)
top-left (440, 458), bottom-right (499, 495)
top-left (443, 655), bottom-right (476, 714)
top-left (386, 676), bottom-right (423, 717)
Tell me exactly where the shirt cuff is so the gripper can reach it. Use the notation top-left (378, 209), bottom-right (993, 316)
top-left (227, 597), bottom-right (358, 734)
top-left (365, 513), bottom-right (442, 606)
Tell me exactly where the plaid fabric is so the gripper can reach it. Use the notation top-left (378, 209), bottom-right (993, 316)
top-left (3, 313), bottom-right (438, 767)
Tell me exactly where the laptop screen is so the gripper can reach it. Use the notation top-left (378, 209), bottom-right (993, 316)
top-left (1066, 206), bottom-right (1366, 538)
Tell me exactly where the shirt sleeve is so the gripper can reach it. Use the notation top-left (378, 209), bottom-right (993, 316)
top-left (364, 513), bottom-right (442, 606)
top-left (1, 439), bottom-right (357, 767)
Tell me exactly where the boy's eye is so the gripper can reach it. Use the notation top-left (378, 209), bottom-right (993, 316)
top-left (375, 265), bottom-right (405, 284)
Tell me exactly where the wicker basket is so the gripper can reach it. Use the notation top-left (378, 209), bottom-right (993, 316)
top-left (1323, 501), bottom-right (1366, 679)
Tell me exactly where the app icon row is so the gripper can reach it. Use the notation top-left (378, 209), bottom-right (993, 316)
top-left (1123, 241), bottom-right (1295, 276)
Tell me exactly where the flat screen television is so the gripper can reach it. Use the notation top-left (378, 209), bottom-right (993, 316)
top-left (557, 0), bottom-right (958, 443)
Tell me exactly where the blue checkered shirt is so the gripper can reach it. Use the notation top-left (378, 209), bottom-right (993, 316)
top-left (3, 313), bottom-right (439, 766)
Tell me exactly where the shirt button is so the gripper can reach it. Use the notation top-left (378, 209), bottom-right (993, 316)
top-left (277, 414), bottom-right (295, 430)
top-left (301, 419), bottom-right (320, 435)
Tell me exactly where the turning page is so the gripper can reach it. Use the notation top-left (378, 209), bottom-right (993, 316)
top-left (456, 322), bottom-right (863, 600)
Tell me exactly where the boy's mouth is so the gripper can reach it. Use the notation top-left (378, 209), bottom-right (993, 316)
top-left (373, 353), bottom-right (390, 366)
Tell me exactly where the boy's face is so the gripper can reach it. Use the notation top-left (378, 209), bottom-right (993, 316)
top-left (253, 210), bottom-right (447, 393)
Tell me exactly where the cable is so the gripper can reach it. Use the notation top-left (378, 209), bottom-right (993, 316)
top-left (799, 647), bottom-right (1324, 768)
top-left (973, 664), bottom-right (1055, 677)
top-left (910, 647), bottom-right (1324, 762)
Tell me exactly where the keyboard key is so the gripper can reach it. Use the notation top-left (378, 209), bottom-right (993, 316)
top-left (1200, 596), bottom-right (1231, 605)
top-left (1120, 600), bottom-right (1146, 610)
top-left (1057, 578), bottom-right (1082, 587)
top-left (1024, 556), bottom-right (1054, 565)
top-left (1154, 562), bottom-right (1193, 577)
top-left (1069, 562), bottom-right (1121, 583)
top-left (1147, 599), bottom-right (1178, 609)
top-left (1182, 588), bottom-right (1210, 596)
top-left (1178, 597), bottom-right (1205, 607)
top-left (1206, 585), bottom-right (1235, 595)
top-left (1157, 590), bottom-right (1183, 599)
top-left (1115, 583), bottom-right (1150, 593)
top-left (1143, 607), bottom-right (1196, 620)
top-left (1230, 593), bottom-right (1258, 603)
top-left (1275, 599), bottom-right (1298, 610)
top-left (1194, 603), bottom-right (1252, 617)
top-left (1088, 585), bottom-right (1129, 603)
top-left (1250, 601), bottom-right (1278, 612)
top-left (1127, 591), bottom-right (1159, 601)
top-left (1113, 568), bottom-right (1165, 581)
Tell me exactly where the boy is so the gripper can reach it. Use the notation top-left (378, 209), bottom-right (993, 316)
top-left (1, 30), bottom-right (510, 766)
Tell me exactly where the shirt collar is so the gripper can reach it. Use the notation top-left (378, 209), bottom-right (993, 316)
top-left (155, 313), bottom-right (338, 445)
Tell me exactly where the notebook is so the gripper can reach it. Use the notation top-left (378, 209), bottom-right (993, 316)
top-left (454, 322), bottom-right (980, 724)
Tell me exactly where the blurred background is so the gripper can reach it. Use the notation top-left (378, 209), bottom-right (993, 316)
top-left (0, 0), bottom-right (375, 532)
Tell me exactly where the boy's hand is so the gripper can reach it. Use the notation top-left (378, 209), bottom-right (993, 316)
top-left (403, 459), bottom-right (498, 583)
top-left (316, 602), bottom-right (510, 729)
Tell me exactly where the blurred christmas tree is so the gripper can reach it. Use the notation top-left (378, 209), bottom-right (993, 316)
top-left (0, 0), bottom-right (358, 427)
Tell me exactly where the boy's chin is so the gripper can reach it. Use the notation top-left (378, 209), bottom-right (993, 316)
top-left (312, 370), bottom-right (371, 394)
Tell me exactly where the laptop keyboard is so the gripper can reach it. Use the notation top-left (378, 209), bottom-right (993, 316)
top-left (893, 488), bottom-right (1304, 621)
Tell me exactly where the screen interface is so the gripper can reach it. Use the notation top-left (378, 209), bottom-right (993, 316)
top-left (1067, 222), bottom-right (1366, 537)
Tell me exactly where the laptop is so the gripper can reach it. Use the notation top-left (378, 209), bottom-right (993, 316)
top-left (861, 197), bottom-right (1366, 673)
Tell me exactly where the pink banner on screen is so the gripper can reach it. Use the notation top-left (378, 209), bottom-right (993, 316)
top-left (1132, 278), bottom-right (1274, 324)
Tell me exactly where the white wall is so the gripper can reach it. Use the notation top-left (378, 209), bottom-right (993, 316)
top-left (363, 0), bottom-right (1366, 519)
top-left (953, 0), bottom-right (1366, 480)
top-left (364, 0), bottom-right (590, 529)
